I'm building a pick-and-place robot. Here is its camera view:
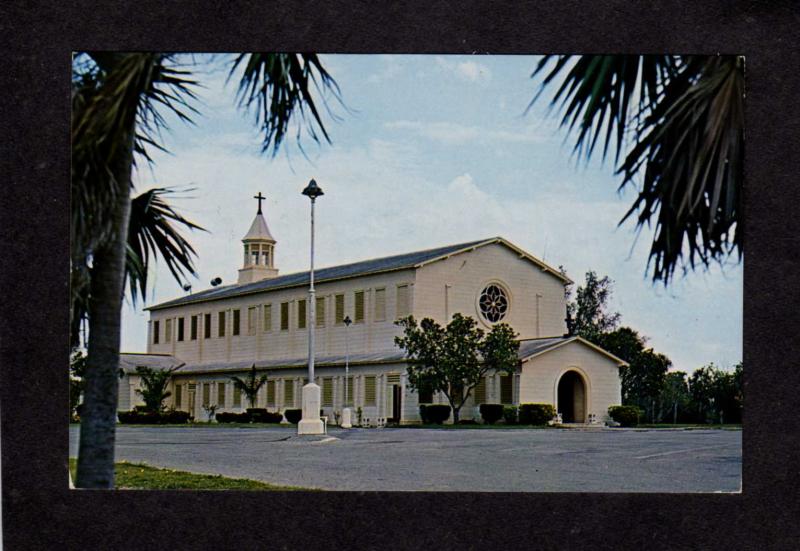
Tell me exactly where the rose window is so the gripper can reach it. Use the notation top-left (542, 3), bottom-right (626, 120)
top-left (479, 284), bottom-right (509, 323)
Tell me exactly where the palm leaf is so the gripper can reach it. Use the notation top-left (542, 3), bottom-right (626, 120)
top-left (229, 53), bottom-right (344, 155)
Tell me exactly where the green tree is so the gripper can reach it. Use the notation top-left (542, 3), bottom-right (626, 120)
top-left (566, 271), bottom-right (621, 342)
top-left (135, 365), bottom-right (182, 413)
top-left (657, 371), bottom-right (691, 424)
top-left (71, 52), bottom-right (341, 488)
top-left (395, 313), bottom-right (520, 424)
top-left (689, 362), bottom-right (742, 424)
top-left (230, 364), bottom-right (269, 409)
top-left (531, 55), bottom-right (743, 284)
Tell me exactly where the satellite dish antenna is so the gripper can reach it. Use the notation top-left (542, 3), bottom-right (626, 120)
top-left (183, 283), bottom-right (192, 293)
top-left (210, 277), bottom-right (222, 287)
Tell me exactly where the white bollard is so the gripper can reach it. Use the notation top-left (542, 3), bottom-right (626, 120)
top-left (341, 407), bottom-right (352, 429)
top-left (297, 383), bottom-right (325, 435)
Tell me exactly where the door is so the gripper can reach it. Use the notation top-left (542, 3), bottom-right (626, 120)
top-left (187, 389), bottom-right (196, 419)
top-left (392, 385), bottom-right (402, 422)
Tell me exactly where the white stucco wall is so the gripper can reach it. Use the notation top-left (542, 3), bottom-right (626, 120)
top-left (518, 341), bottom-right (622, 422)
top-left (413, 242), bottom-right (568, 339)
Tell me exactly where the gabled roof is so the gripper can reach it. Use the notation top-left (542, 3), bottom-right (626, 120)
top-left (243, 213), bottom-right (275, 241)
top-left (518, 335), bottom-right (628, 367)
top-left (145, 236), bottom-right (569, 311)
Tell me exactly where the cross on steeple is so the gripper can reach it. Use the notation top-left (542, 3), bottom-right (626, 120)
top-left (253, 192), bottom-right (265, 214)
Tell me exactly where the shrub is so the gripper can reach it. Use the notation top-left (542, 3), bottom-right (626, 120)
top-left (518, 403), bottom-right (556, 426)
top-left (118, 410), bottom-right (160, 424)
top-left (479, 403), bottom-right (504, 425)
top-left (457, 419), bottom-right (478, 425)
top-left (608, 405), bottom-right (641, 427)
top-left (284, 408), bottom-right (302, 424)
top-left (419, 404), bottom-right (430, 424)
top-left (503, 406), bottom-right (518, 425)
top-left (161, 409), bottom-right (190, 424)
top-left (216, 412), bottom-right (250, 423)
top-left (247, 408), bottom-right (282, 423)
top-left (425, 404), bottom-right (451, 424)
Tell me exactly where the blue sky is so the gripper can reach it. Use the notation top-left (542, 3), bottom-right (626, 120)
top-left (124, 54), bottom-right (742, 373)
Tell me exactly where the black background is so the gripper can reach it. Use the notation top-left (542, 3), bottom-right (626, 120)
top-left (2, 1), bottom-right (799, 549)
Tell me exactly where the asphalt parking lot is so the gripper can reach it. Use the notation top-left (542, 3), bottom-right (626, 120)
top-left (68, 425), bottom-right (741, 492)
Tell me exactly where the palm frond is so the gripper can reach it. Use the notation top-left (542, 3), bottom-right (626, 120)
top-left (229, 53), bottom-right (343, 155)
top-left (530, 54), bottom-right (744, 284)
top-left (126, 187), bottom-right (205, 304)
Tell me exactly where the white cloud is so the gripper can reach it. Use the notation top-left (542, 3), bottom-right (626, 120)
top-left (385, 120), bottom-right (548, 146)
top-left (435, 56), bottom-right (492, 83)
top-left (366, 55), bottom-right (404, 83)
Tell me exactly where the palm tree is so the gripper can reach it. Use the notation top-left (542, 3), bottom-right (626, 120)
top-left (230, 364), bottom-right (269, 409)
top-left (530, 55), bottom-right (744, 284)
top-left (134, 365), bottom-right (183, 413)
top-left (71, 52), bottom-right (341, 487)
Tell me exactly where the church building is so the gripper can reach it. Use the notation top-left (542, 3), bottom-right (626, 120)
top-left (118, 198), bottom-right (626, 425)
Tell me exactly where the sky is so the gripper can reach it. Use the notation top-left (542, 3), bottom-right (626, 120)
top-left (123, 54), bottom-right (743, 373)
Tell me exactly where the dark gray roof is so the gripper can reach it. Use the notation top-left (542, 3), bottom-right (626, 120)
top-left (146, 237), bottom-right (493, 311)
top-left (119, 353), bottom-right (184, 374)
top-left (517, 336), bottom-right (573, 359)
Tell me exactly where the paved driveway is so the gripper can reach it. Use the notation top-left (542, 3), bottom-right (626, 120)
top-left (68, 426), bottom-right (741, 492)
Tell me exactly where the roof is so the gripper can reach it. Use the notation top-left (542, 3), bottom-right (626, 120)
top-left (243, 213), bottom-right (275, 241)
top-left (518, 335), bottom-right (628, 367)
top-left (146, 236), bottom-right (570, 311)
top-left (120, 335), bottom-right (625, 376)
top-left (119, 353), bottom-right (185, 374)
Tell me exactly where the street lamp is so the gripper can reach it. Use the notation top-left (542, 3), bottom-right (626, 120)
top-left (341, 315), bottom-right (353, 428)
top-left (297, 179), bottom-right (325, 435)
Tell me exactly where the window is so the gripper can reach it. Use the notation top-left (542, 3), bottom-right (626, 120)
top-left (204, 313), bottom-right (211, 339)
top-left (364, 375), bottom-right (376, 406)
top-left (284, 380), bottom-right (294, 406)
top-left (218, 311), bottom-right (226, 337)
top-left (248, 307), bottom-right (257, 336)
top-left (175, 384), bottom-right (182, 408)
top-left (316, 297), bottom-right (325, 327)
top-left (263, 304), bottom-right (272, 332)
top-left (232, 309), bottom-right (241, 336)
top-left (418, 387), bottom-right (433, 404)
top-left (479, 283), bottom-right (509, 323)
top-left (297, 299), bottom-right (307, 329)
top-left (165, 318), bottom-right (173, 343)
top-left (202, 383), bottom-right (210, 406)
top-left (322, 377), bottom-right (333, 407)
top-left (280, 302), bottom-right (289, 330)
top-left (267, 380), bottom-right (276, 406)
top-left (190, 315), bottom-right (198, 340)
top-left (335, 294), bottom-right (345, 325)
top-left (474, 377), bottom-right (486, 404)
top-left (233, 386), bottom-right (242, 408)
top-left (500, 375), bottom-right (513, 405)
top-left (153, 320), bottom-right (160, 344)
top-left (396, 284), bottom-right (410, 319)
top-left (374, 288), bottom-right (386, 321)
top-left (177, 317), bottom-right (185, 342)
top-left (354, 291), bottom-right (365, 323)
top-left (217, 382), bottom-right (225, 407)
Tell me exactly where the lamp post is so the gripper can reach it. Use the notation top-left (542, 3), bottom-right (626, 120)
top-left (341, 315), bottom-right (353, 428)
top-left (297, 179), bottom-right (325, 435)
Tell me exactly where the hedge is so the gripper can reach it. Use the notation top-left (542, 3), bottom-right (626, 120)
top-left (216, 412), bottom-right (250, 423)
top-left (479, 403), bottom-right (504, 425)
top-left (425, 404), bottom-right (451, 424)
top-left (518, 403), bottom-right (556, 426)
top-left (503, 406), bottom-right (518, 425)
top-left (608, 405), bottom-right (641, 427)
top-left (284, 408), bottom-right (302, 424)
top-left (247, 408), bottom-right (283, 423)
top-left (117, 409), bottom-right (190, 424)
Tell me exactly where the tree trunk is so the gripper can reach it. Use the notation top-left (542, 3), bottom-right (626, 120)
top-left (452, 406), bottom-right (460, 424)
top-left (75, 131), bottom-right (134, 488)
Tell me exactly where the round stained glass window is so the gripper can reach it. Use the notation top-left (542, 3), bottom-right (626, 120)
top-left (479, 284), bottom-right (509, 323)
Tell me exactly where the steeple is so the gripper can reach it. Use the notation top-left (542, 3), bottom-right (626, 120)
top-left (237, 193), bottom-right (279, 284)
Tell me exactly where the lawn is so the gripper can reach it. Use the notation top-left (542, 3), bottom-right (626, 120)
top-left (68, 458), bottom-right (307, 490)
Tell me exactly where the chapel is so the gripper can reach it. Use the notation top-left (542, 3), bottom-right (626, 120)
top-left (118, 197), bottom-right (625, 425)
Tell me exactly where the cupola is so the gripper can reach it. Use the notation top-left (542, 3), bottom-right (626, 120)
top-left (237, 192), bottom-right (279, 284)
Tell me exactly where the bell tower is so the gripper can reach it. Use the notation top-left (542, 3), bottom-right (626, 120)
top-left (237, 192), bottom-right (279, 284)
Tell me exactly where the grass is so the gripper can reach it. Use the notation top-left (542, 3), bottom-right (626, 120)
top-left (68, 458), bottom-right (307, 490)
top-left (637, 423), bottom-right (742, 430)
top-left (400, 423), bottom-right (553, 429)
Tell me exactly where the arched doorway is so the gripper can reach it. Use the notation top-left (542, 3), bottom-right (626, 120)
top-left (557, 370), bottom-right (587, 423)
